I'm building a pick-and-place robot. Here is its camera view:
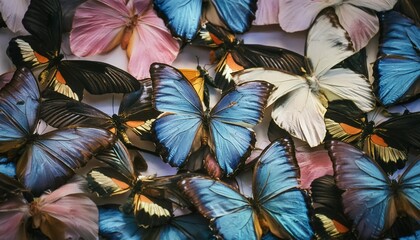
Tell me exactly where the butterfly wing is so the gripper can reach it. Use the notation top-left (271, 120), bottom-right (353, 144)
top-left (16, 127), bottom-right (114, 196)
top-left (150, 63), bottom-right (203, 167)
top-left (0, 0), bottom-right (29, 34)
top-left (324, 100), bottom-right (366, 144)
top-left (206, 0), bottom-right (257, 34)
top-left (253, 139), bottom-right (313, 239)
top-left (34, 177), bottom-right (98, 240)
top-left (374, 11), bottom-right (420, 106)
top-left (153, 0), bottom-right (202, 41)
top-left (180, 176), bottom-right (258, 239)
top-left (119, 78), bottom-right (160, 141)
top-left (209, 81), bottom-right (272, 175)
top-left (0, 68), bottom-right (39, 153)
top-left (398, 158), bottom-right (420, 223)
top-left (328, 141), bottom-right (395, 239)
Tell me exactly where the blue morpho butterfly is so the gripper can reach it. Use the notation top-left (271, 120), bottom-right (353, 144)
top-left (0, 67), bottom-right (115, 196)
top-left (150, 63), bottom-right (273, 177)
top-left (153, 0), bottom-right (257, 41)
top-left (98, 205), bottom-right (215, 239)
top-left (6, 0), bottom-right (140, 101)
top-left (179, 139), bottom-right (314, 239)
top-left (373, 10), bottom-right (420, 106)
top-left (328, 141), bottom-right (420, 239)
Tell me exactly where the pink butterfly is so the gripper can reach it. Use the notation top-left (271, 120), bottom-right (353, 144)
top-left (256, 0), bottom-right (398, 51)
top-left (0, 177), bottom-right (98, 240)
top-left (70, 0), bottom-right (180, 79)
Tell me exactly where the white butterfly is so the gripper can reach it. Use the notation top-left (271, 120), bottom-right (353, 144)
top-left (234, 9), bottom-right (375, 147)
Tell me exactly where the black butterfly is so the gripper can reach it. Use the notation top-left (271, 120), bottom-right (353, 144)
top-left (7, 0), bottom-right (140, 101)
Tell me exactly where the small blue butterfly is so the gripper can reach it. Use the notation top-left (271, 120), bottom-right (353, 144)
top-left (150, 63), bottom-right (273, 176)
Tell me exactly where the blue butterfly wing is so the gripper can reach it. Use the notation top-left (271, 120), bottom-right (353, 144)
top-left (210, 0), bottom-right (256, 33)
top-left (156, 213), bottom-right (214, 240)
top-left (374, 11), bottom-right (420, 106)
top-left (17, 127), bottom-right (114, 196)
top-left (328, 141), bottom-right (392, 239)
top-left (399, 158), bottom-right (420, 217)
top-left (99, 205), bottom-right (140, 240)
top-left (0, 156), bottom-right (16, 178)
top-left (151, 63), bottom-right (203, 167)
top-left (153, 0), bottom-right (202, 41)
top-left (180, 176), bottom-right (258, 239)
top-left (253, 139), bottom-right (313, 239)
top-left (209, 81), bottom-right (272, 175)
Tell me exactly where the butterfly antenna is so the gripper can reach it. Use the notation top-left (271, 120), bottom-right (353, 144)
top-left (195, 56), bottom-right (200, 67)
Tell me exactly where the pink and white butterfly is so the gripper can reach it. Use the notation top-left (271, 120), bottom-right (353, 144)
top-left (0, 0), bottom-right (29, 34)
top-left (0, 176), bottom-right (98, 240)
top-left (255, 0), bottom-right (398, 51)
top-left (234, 9), bottom-right (375, 147)
top-left (70, 0), bottom-right (180, 79)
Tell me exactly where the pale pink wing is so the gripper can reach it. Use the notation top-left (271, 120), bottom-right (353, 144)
top-left (0, 0), bottom-right (29, 34)
top-left (127, 3), bottom-right (180, 79)
top-left (70, 0), bottom-right (131, 56)
top-left (296, 147), bottom-right (333, 189)
top-left (0, 197), bottom-right (29, 240)
top-left (253, 0), bottom-right (279, 25)
top-left (335, 4), bottom-right (379, 51)
top-left (0, 71), bottom-right (14, 89)
top-left (347, 0), bottom-right (398, 11)
top-left (34, 178), bottom-right (98, 240)
top-left (278, 0), bottom-right (335, 32)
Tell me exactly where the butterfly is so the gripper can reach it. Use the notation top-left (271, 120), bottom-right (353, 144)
top-left (7, 0), bottom-right (141, 101)
top-left (98, 205), bottom-right (214, 239)
top-left (40, 78), bottom-right (160, 145)
top-left (179, 139), bottom-right (313, 239)
top-left (193, 22), bottom-right (306, 92)
top-left (151, 63), bottom-right (273, 177)
top-left (69, 0), bottom-right (180, 79)
top-left (86, 141), bottom-right (193, 228)
top-left (394, 0), bottom-right (420, 24)
top-left (324, 99), bottom-right (420, 172)
top-left (327, 140), bottom-right (420, 239)
top-left (278, 0), bottom-right (398, 51)
top-left (373, 10), bottom-right (420, 106)
top-left (0, 174), bottom-right (98, 240)
top-left (0, 67), bottom-right (115, 196)
top-left (311, 175), bottom-right (355, 240)
top-left (0, 0), bottom-right (29, 34)
top-left (153, 0), bottom-right (257, 41)
top-left (234, 9), bottom-right (375, 147)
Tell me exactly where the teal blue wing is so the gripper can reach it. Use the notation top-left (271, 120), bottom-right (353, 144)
top-left (98, 205), bottom-right (140, 240)
top-left (399, 157), bottom-right (420, 220)
top-left (328, 141), bottom-right (393, 239)
top-left (253, 139), bottom-right (313, 239)
top-left (150, 63), bottom-right (203, 168)
top-left (209, 0), bottom-right (257, 33)
top-left (374, 11), bottom-right (420, 106)
top-left (209, 81), bottom-right (273, 176)
top-left (180, 176), bottom-right (258, 239)
top-left (153, 0), bottom-right (202, 41)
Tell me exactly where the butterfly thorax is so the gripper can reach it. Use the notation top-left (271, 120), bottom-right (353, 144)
top-left (48, 54), bottom-right (64, 68)
top-left (111, 114), bottom-right (125, 131)
top-left (305, 75), bottom-right (321, 93)
top-left (361, 120), bottom-right (375, 139)
top-left (122, 14), bottom-right (138, 50)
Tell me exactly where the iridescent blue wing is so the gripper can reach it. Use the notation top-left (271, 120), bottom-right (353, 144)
top-left (207, 0), bottom-right (257, 34)
top-left (374, 11), bottom-right (420, 106)
top-left (180, 176), bottom-right (258, 239)
top-left (327, 141), bottom-right (393, 239)
top-left (0, 156), bottom-right (16, 178)
top-left (399, 158), bottom-right (420, 220)
top-left (99, 205), bottom-right (140, 240)
top-left (16, 127), bottom-right (114, 196)
top-left (153, 0), bottom-right (202, 41)
top-left (150, 63), bottom-right (203, 168)
top-left (209, 81), bottom-right (272, 175)
top-left (0, 68), bottom-right (39, 153)
top-left (253, 139), bottom-right (313, 239)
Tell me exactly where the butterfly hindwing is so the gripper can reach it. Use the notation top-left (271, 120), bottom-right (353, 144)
top-left (253, 139), bottom-right (313, 239)
top-left (180, 176), bottom-right (256, 239)
top-left (209, 81), bottom-right (273, 175)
